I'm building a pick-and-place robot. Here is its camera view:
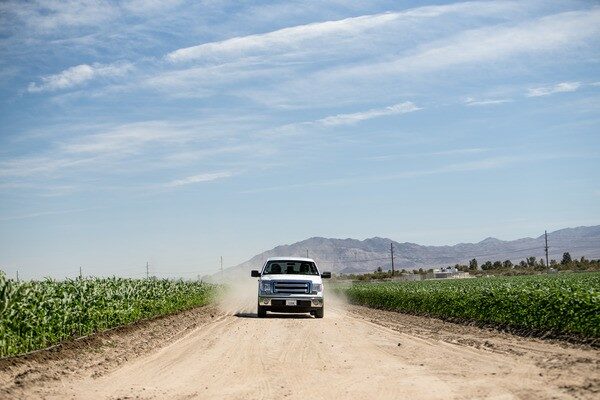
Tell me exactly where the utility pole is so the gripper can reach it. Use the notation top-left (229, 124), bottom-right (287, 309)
top-left (544, 230), bottom-right (549, 267)
top-left (16, 270), bottom-right (19, 282)
top-left (79, 266), bottom-right (82, 279)
top-left (220, 256), bottom-right (223, 281)
top-left (390, 242), bottom-right (395, 276)
top-left (146, 261), bottom-right (149, 279)
top-left (306, 249), bottom-right (309, 258)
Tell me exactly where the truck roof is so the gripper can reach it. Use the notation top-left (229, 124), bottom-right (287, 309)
top-left (265, 256), bottom-right (315, 262)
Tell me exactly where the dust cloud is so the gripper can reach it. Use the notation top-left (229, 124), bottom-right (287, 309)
top-left (216, 275), bottom-right (258, 315)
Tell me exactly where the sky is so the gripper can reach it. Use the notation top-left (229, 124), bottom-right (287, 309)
top-left (0, 0), bottom-right (599, 280)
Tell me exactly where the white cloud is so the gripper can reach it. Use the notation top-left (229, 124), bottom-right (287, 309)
top-left (2, 0), bottom-right (183, 33)
top-left (28, 62), bottom-right (133, 93)
top-left (0, 155), bottom-right (94, 178)
top-left (62, 121), bottom-right (191, 154)
top-left (165, 2), bottom-right (522, 62)
top-left (233, 7), bottom-right (600, 110)
top-left (241, 156), bottom-right (520, 193)
top-left (526, 81), bottom-right (581, 97)
top-left (3, 0), bottom-right (119, 32)
top-left (0, 207), bottom-right (97, 222)
top-left (166, 12), bottom-right (400, 62)
top-left (166, 171), bottom-right (233, 187)
top-left (464, 97), bottom-right (512, 106)
top-left (0, 117), bottom-right (269, 185)
top-left (317, 102), bottom-right (421, 126)
top-left (242, 154), bottom-right (567, 193)
top-left (328, 9), bottom-right (600, 79)
top-left (428, 148), bottom-right (489, 156)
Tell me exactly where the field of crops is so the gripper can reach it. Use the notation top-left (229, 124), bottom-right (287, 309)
top-left (337, 273), bottom-right (600, 338)
top-left (0, 272), bottom-right (215, 358)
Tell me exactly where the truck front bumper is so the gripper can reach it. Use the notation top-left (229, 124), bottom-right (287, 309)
top-left (258, 296), bottom-right (323, 312)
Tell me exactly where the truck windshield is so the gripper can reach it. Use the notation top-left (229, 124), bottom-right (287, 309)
top-left (262, 261), bottom-right (319, 275)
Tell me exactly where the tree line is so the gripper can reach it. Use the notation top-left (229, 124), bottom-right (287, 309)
top-left (335, 252), bottom-right (600, 280)
top-left (457, 252), bottom-right (599, 273)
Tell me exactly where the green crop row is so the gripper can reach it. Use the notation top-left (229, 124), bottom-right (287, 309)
top-left (0, 271), bottom-right (216, 358)
top-left (336, 273), bottom-right (600, 337)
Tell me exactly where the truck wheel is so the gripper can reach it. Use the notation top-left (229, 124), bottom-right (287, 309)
top-left (314, 307), bottom-right (324, 318)
top-left (257, 305), bottom-right (267, 318)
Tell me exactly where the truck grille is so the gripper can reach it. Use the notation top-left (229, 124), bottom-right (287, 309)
top-left (273, 281), bottom-right (311, 294)
top-left (271, 299), bottom-right (312, 307)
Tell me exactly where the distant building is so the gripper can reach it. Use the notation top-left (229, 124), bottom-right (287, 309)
top-left (433, 266), bottom-right (460, 279)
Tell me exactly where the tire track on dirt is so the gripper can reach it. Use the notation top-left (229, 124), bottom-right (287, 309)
top-left (3, 301), bottom-right (598, 399)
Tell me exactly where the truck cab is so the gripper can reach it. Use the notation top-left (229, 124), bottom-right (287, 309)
top-left (251, 257), bottom-right (331, 318)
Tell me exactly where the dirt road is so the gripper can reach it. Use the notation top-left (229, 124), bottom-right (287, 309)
top-left (2, 296), bottom-right (599, 399)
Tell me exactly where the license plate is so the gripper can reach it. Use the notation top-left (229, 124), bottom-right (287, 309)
top-left (285, 299), bottom-right (297, 306)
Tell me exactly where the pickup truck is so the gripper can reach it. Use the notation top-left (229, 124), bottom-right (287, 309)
top-left (251, 257), bottom-right (331, 318)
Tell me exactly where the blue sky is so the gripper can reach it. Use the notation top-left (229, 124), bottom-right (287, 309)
top-left (1, 0), bottom-right (599, 279)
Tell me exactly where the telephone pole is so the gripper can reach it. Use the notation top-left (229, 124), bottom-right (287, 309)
top-left (146, 261), bottom-right (149, 279)
top-left (79, 266), bottom-right (82, 279)
top-left (544, 230), bottom-right (549, 267)
top-left (16, 270), bottom-right (19, 282)
top-left (390, 242), bottom-right (395, 276)
top-left (306, 249), bottom-right (309, 258)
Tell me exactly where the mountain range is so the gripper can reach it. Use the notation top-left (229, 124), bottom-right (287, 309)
top-left (225, 225), bottom-right (600, 276)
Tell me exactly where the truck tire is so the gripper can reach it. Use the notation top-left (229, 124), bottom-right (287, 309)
top-left (257, 305), bottom-right (267, 318)
top-left (314, 307), bottom-right (324, 318)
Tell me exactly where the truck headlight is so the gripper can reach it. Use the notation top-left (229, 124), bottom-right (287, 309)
top-left (259, 281), bottom-right (272, 294)
top-left (312, 283), bottom-right (323, 294)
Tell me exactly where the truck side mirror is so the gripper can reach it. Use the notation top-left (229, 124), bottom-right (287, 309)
top-left (321, 272), bottom-right (331, 278)
top-left (251, 270), bottom-right (261, 277)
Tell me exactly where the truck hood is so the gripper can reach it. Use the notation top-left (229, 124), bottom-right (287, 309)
top-left (260, 274), bottom-right (322, 284)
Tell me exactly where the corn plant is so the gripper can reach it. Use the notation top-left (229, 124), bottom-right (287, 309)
top-left (0, 271), bottom-right (215, 358)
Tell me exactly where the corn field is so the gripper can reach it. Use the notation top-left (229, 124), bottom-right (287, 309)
top-left (337, 272), bottom-right (600, 337)
top-left (0, 271), bottom-right (215, 358)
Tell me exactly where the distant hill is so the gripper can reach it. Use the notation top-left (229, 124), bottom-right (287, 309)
top-left (224, 225), bottom-right (600, 277)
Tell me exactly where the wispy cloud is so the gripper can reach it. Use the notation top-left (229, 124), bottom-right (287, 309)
top-left (428, 148), bottom-right (489, 156)
top-left (526, 81), bottom-right (581, 97)
top-left (28, 62), bottom-right (133, 93)
top-left (0, 207), bottom-right (99, 222)
top-left (166, 171), bottom-right (233, 187)
top-left (241, 154), bottom-right (560, 194)
top-left (0, 119), bottom-right (257, 182)
top-left (0, 155), bottom-right (95, 178)
top-left (3, 0), bottom-right (119, 33)
top-left (165, 2), bottom-right (519, 63)
top-left (317, 102), bottom-right (421, 126)
top-left (240, 157), bottom-right (508, 193)
top-left (327, 9), bottom-right (600, 80)
top-left (165, 12), bottom-right (399, 62)
top-left (62, 120), bottom-right (192, 154)
top-left (464, 97), bottom-right (512, 106)
top-left (3, 0), bottom-right (184, 34)
top-left (260, 101), bottom-right (421, 136)
top-left (365, 148), bottom-right (489, 161)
